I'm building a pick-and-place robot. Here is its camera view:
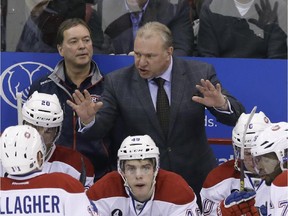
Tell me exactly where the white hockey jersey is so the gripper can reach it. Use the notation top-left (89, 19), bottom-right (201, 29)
top-left (44, 145), bottom-right (94, 188)
top-left (200, 160), bottom-right (270, 216)
top-left (1, 145), bottom-right (95, 188)
top-left (268, 170), bottom-right (288, 216)
top-left (0, 171), bottom-right (98, 216)
top-left (86, 169), bottom-right (201, 216)
top-left (0, 163), bottom-right (4, 177)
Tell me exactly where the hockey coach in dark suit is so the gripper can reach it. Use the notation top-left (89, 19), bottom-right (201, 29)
top-left (67, 22), bottom-right (245, 209)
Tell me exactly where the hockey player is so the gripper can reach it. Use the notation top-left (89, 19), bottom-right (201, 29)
top-left (0, 125), bottom-right (99, 216)
top-left (200, 112), bottom-right (271, 215)
top-left (86, 135), bottom-right (201, 215)
top-left (251, 122), bottom-right (288, 216)
top-left (21, 91), bottom-right (94, 188)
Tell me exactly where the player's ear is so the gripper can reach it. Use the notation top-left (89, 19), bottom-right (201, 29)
top-left (37, 151), bottom-right (44, 167)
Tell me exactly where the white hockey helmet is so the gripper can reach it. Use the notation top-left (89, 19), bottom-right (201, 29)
top-left (117, 135), bottom-right (160, 174)
top-left (0, 125), bottom-right (46, 175)
top-left (22, 91), bottom-right (63, 128)
top-left (232, 111), bottom-right (271, 172)
top-left (251, 122), bottom-right (288, 171)
top-left (232, 111), bottom-right (271, 149)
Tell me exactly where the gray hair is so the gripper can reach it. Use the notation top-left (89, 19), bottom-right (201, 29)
top-left (136, 21), bottom-right (173, 49)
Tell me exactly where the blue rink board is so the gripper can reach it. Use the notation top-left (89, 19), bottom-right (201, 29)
top-left (1, 52), bottom-right (287, 163)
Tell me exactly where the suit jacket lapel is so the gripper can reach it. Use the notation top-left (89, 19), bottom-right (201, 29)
top-left (169, 58), bottom-right (186, 138)
top-left (131, 59), bottom-right (187, 141)
top-left (132, 69), bottom-right (163, 134)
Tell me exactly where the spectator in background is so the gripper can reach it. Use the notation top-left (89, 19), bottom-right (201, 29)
top-left (0, 125), bottom-right (99, 216)
top-left (187, 0), bottom-right (206, 56)
top-left (28, 18), bottom-right (110, 181)
top-left (251, 122), bottom-right (288, 216)
top-left (16, 0), bottom-right (98, 52)
top-left (21, 91), bottom-right (95, 188)
top-left (187, 0), bottom-right (205, 23)
top-left (91, 0), bottom-right (194, 56)
top-left (87, 135), bottom-right (201, 215)
top-left (197, 0), bottom-right (287, 58)
top-left (200, 111), bottom-right (271, 215)
top-left (1, 0), bottom-right (7, 51)
top-left (67, 21), bottom-right (245, 210)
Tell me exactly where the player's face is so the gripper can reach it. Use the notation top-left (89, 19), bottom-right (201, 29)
top-left (24, 122), bottom-right (58, 150)
top-left (243, 148), bottom-right (257, 174)
top-left (123, 159), bottom-right (155, 202)
top-left (36, 126), bottom-right (58, 148)
top-left (254, 153), bottom-right (279, 180)
top-left (57, 24), bottom-right (93, 70)
top-left (134, 34), bottom-right (173, 79)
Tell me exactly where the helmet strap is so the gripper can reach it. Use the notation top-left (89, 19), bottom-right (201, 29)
top-left (45, 144), bottom-right (56, 161)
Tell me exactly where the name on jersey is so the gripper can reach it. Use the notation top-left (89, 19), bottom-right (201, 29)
top-left (0, 195), bottom-right (60, 214)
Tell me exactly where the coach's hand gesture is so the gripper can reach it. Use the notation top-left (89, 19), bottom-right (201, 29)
top-left (192, 79), bottom-right (228, 110)
top-left (67, 89), bottom-right (103, 125)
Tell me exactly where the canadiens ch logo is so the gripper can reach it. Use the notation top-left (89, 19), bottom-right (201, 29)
top-left (0, 61), bottom-right (53, 109)
top-left (91, 95), bottom-right (101, 103)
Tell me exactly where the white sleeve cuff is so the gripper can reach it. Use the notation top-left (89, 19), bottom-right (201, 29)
top-left (213, 99), bottom-right (234, 114)
top-left (78, 117), bottom-right (95, 133)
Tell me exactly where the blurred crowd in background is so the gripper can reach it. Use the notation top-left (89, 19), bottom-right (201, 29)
top-left (1, 0), bottom-right (287, 58)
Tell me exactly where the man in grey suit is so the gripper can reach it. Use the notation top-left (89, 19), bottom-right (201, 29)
top-left (67, 22), bottom-right (245, 210)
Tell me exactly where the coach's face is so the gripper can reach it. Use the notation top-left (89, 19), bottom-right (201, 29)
top-left (134, 33), bottom-right (173, 79)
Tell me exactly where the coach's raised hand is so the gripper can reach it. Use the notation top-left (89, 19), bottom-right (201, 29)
top-left (67, 89), bottom-right (103, 125)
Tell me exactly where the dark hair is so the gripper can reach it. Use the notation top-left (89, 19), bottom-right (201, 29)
top-left (56, 18), bottom-right (91, 45)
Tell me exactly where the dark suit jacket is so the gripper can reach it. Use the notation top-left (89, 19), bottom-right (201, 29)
top-left (96, 0), bottom-right (194, 56)
top-left (197, 0), bottom-right (287, 59)
top-left (86, 57), bottom-right (245, 198)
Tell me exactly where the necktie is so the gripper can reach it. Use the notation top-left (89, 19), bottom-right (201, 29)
top-left (130, 12), bottom-right (141, 39)
top-left (154, 78), bottom-right (170, 137)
